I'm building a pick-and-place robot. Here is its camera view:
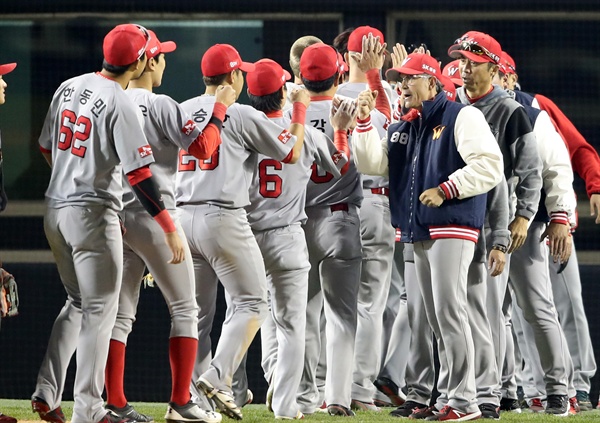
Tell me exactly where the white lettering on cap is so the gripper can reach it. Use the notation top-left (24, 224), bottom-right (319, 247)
top-left (401, 57), bottom-right (411, 66)
top-left (150, 46), bottom-right (159, 54)
top-left (230, 61), bottom-right (238, 68)
top-left (422, 64), bottom-right (436, 74)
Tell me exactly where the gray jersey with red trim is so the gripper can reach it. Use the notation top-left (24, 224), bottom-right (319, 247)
top-left (292, 98), bottom-right (362, 207)
top-left (38, 73), bottom-right (154, 210)
top-left (176, 97), bottom-right (295, 208)
top-left (123, 89), bottom-right (202, 210)
top-left (336, 82), bottom-right (390, 190)
top-left (246, 116), bottom-right (347, 231)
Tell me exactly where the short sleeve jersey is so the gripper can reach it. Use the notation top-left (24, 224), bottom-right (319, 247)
top-left (38, 72), bottom-right (154, 211)
top-left (123, 88), bottom-right (202, 210)
top-left (176, 97), bottom-right (296, 208)
top-left (246, 116), bottom-right (346, 231)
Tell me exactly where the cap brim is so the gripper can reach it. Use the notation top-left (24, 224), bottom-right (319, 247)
top-left (385, 68), bottom-right (401, 81)
top-left (448, 46), bottom-right (493, 64)
top-left (239, 61), bottom-right (256, 73)
top-left (283, 69), bottom-right (292, 81)
top-left (0, 63), bottom-right (17, 76)
top-left (160, 41), bottom-right (177, 54)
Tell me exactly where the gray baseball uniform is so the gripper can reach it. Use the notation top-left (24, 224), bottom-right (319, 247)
top-left (295, 97), bottom-right (363, 413)
top-left (34, 72), bottom-right (155, 423)
top-left (176, 97), bottom-right (298, 403)
top-left (251, 114), bottom-right (346, 418)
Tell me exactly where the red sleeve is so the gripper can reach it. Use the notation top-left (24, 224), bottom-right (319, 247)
top-left (536, 94), bottom-right (600, 196)
top-left (188, 123), bottom-right (222, 160)
top-left (366, 69), bottom-right (391, 122)
top-left (126, 165), bottom-right (152, 185)
top-left (39, 146), bottom-right (52, 154)
top-left (334, 129), bottom-right (350, 175)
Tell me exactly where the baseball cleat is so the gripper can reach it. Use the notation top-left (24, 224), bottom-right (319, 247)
top-left (408, 404), bottom-right (438, 419)
top-left (576, 391), bottom-right (592, 411)
top-left (197, 377), bottom-right (242, 420)
top-left (0, 413), bottom-right (16, 423)
top-left (478, 403), bottom-right (499, 420)
top-left (275, 411), bottom-right (304, 420)
top-left (568, 397), bottom-right (580, 415)
top-left (31, 396), bottom-right (66, 423)
top-left (266, 384), bottom-right (274, 413)
top-left (106, 403), bottom-right (153, 422)
top-left (165, 401), bottom-right (222, 423)
top-left (96, 411), bottom-right (134, 423)
top-left (527, 398), bottom-right (544, 413)
top-left (389, 400), bottom-right (427, 418)
top-left (350, 399), bottom-right (380, 412)
top-left (544, 395), bottom-right (569, 416)
top-left (499, 397), bottom-right (521, 413)
top-left (242, 389), bottom-right (253, 407)
top-left (434, 405), bottom-right (481, 421)
top-left (327, 404), bottom-right (355, 417)
top-left (374, 377), bottom-right (406, 406)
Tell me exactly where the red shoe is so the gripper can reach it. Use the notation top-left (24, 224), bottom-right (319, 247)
top-left (569, 397), bottom-right (580, 415)
top-left (435, 405), bottom-right (482, 421)
top-left (0, 413), bottom-right (17, 423)
top-left (528, 398), bottom-right (544, 413)
top-left (31, 397), bottom-right (66, 423)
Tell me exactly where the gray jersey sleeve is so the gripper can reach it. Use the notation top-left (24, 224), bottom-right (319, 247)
top-left (151, 93), bottom-right (202, 151)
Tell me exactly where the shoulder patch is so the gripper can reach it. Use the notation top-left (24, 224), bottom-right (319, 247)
top-left (277, 129), bottom-right (293, 144)
top-left (137, 144), bottom-right (153, 158)
top-left (182, 119), bottom-right (197, 136)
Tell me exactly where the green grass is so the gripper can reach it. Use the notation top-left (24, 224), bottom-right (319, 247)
top-left (3, 399), bottom-right (600, 422)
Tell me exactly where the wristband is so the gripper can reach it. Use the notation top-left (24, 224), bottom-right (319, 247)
top-left (212, 102), bottom-right (228, 122)
top-left (291, 102), bottom-right (307, 125)
top-left (155, 209), bottom-right (176, 233)
top-left (492, 244), bottom-right (507, 254)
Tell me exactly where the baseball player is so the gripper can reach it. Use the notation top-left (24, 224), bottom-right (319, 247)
top-left (244, 58), bottom-right (352, 419)
top-left (293, 42), bottom-right (363, 417)
top-left (103, 30), bottom-right (233, 423)
top-left (0, 60), bottom-right (17, 423)
top-left (449, 31), bottom-right (575, 416)
top-left (284, 35), bottom-right (323, 110)
top-left (175, 43), bottom-right (310, 421)
top-left (499, 52), bottom-right (598, 411)
top-left (352, 52), bottom-right (503, 421)
top-left (335, 28), bottom-right (397, 411)
top-left (32, 24), bottom-right (185, 423)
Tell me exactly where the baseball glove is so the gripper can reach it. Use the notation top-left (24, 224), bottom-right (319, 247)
top-left (0, 268), bottom-right (18, 317)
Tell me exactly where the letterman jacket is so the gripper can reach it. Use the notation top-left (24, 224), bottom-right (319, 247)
top-left (352, 91), bottom-right (503, 243)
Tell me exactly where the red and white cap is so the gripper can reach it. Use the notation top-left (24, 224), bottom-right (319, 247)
top-left (246, 58), bottom-right (292, 96)
top-left (201, 44), bottom-right (255, 77)
top-left (448, 31), bottom-right (502, 64)
top-left (300, 43), bottom-right (346, 81)
top-left (0, 63), bottom-right (16, 76)
top-left (146, 30), bottom-right (176, 59)
top-left (442, 60), bottom-right (463, 87)
top-left (499, 51), bottom-right (517, 75)
top-left (347, 25), bottom-right (385, 53)
top-left (392, 53), bottom-right (441, 77)
top-left (103, 23), bottom-right (150, 66)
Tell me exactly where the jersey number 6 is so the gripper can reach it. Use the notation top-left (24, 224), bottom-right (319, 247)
top-left (58, 109), bottom-right (91, 158)
top-left (258, 159), bottom-right (282, 198)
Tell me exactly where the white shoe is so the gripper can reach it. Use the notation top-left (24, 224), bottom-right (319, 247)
top-left (165, 401), bottom-right (222, 423)
top-left (197, 377), bottom-right (242, 420)
top-left (275, 411), bottom-right (304, 420)
top-left (266, 383), bottom-right (274, 413)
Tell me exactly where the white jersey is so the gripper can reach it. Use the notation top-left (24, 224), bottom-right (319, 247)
top-left (123, 88), bottom-right (203, 210)
top-left (39, 72), bottom-right (154, 211)
top-left (176, 97), bottom-right (296, 208)
top-left (336, 82), bottom-right (390, 190)
top-left (246, 114), bottom-right (347, 231)
top-left (288, 97), bottom-right (362, 208)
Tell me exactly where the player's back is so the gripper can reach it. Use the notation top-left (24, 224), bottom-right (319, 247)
top-left (247, 116), bottom-right (344, 231)
top-left (301, 98), bottom-right (362, 208)
top-left (177, 98), bottom-right (294, 209)
top-left (39, 72), bottom-right (153, 211)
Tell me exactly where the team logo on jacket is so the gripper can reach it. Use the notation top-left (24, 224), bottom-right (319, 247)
top-left (182, 120), bottom-right (197, 136)
top-left (137, 144), bottom-right (153, 158)
top-left (277, 129), bottom-right (292, 144)
top-left (432, 125), bottom-right (446, 140)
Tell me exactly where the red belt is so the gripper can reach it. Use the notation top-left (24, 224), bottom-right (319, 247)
top-left (330, 203), bottom-right (349, 212)
top-left (371, 187), bottom-right (389, 197)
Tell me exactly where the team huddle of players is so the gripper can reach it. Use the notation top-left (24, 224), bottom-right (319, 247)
top-left (27, 21), bottom-right (600, 423)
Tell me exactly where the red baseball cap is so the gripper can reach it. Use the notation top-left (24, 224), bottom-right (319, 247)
top-left (442, 60), bottom-right (463, 87)
top-left (146, 30), bottom-right (176, 59)
top-left (201, 44), bottom-right (255, 77)
top-left (300, 43), bottom-right (345, 81)
top-left (393, 53), bottom-right (441, 78)
top-left (499, 51), bottom-right (517, 75)
top-left (103, 23), bottom-right (150, 66)
top-left (347, 25), bottom-right (385, 53)
top-left (448, 31), bottom-right (502, 64)
top-left (247, 59), bottom-right (291, 96)
top-left (439, 75), bottom-right (457, 100)
top-left (0, 63), bottom-right (16, 76)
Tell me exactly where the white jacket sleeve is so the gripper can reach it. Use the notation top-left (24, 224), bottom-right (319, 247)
top-left (351, 116), bottom-right (389, 176)
top-left (533, 110), bottom-right (576, 224)
top-left (443, 106), bottom-right (504, 199)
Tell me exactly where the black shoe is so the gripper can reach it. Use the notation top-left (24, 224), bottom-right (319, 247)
top-left (106, 404), bottom-right (153, 422)
top-left (545, 395), bottom-right (568, 416)
top-left (479, 403), bottom-right (499, 420)
top-left (576, 390), bottom-right (592, 412)
top-left (327, 404), bottom-right (355, 417)
top-left (97, 412), bottom-right (134, 423)
top-left (409, 405), bottom-right (438, 420)
top-left (499, 397), bottom-right (521, 413)
top-left (373, 377), bottom-right (405, 406)
top-left (390, 401), bottom-right (427, 418)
